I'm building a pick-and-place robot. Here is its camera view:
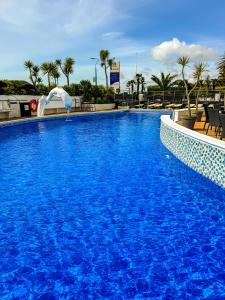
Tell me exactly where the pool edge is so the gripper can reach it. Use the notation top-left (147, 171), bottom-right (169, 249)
top-left (160, 115), bottom-right (225, 189)
top-left (0, 109), bottom-right (130, 128)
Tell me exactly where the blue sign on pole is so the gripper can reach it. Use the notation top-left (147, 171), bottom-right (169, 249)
top-left (110, 72), bottom-right (120, 85)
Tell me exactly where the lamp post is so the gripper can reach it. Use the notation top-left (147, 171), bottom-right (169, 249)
top-left (90, 58), bottom-right (99, 86)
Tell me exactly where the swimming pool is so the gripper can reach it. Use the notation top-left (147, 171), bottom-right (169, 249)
top-left (0, 111), bottom-right (225, 299)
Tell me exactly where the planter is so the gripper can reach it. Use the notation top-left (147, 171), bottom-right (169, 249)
top-left (95, 103), bottom-right (115, 111)
top-left (182, 116), bottom-right (196, 130)
top-left (193, 111), bottom-right (203, 122)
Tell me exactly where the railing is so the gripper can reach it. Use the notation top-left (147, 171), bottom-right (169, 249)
top-left (115, 90), bottom-right (225, 108)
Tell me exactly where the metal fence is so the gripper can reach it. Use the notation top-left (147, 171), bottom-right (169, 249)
top-left (115, 90), bottom-right (225, 108)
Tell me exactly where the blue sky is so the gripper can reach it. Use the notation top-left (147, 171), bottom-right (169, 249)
top-left (0, 0), bottom-right (225, 88)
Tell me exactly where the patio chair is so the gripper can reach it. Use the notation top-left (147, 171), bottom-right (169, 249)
top-left (206, 109), bottom-right (221, 136)
top-left (219, 114), bottom-right (225, 140)
top-left (203, 105), bottom-right (209, 129)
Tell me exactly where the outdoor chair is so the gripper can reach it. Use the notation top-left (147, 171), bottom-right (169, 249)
top-left (203, 105), bottom-right (209, 129)
top-left (206, 109), bottom-right (221, 136)
top-left (219, 114), bottom-right (225, 140)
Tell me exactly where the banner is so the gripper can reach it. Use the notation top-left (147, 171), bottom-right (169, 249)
top-left (110, 61), bottom-right (120, 92)
top-left (110, 72), bottom-right (120, 85)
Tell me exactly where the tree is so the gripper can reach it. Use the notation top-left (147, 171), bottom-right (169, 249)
top-left (177, 56), bottom-right (192, 116)
top-left (24, 60), bottom-right (34, 85)
top-left (51, 64), bottom-right (60, 86)
top-left (24, 60), bottom-right (42, 90)
top-left (0, 81), bottom-right (7, 94)
top-left (203, 75), bottom-right (211, 97)
top-left (193, 63), bottom-right (207, 111)
top-left (0, 80), bottom-right (36, 95)
top-left (211, 78), bottom-right (219, 91)
top-left (99, 50), bottom-right (114, 90)
top-left (41, 62), bottom-right (56, 89)
top-left (56, 57), bottom-right (75, 86)
top-left (92, 85), bottom-right (106, 101)
top-left (80, 80), bottom-right (92, 101)
top-left (135, 73), bottom-right (142, 100)
top-left (141, 76), bottom-right (145, 93)
top-left (151, 72), bottom-right (177, 91)
top-left (217, 52), bottom-right (225, 82)
top-left (127, 80), bottom-right (135, 95)
top-left (32, 65), bottom-right (42, 86)
top-left (178, 56), bottom-right (206, 117)
top-left (126, 81), bottom-right (132, 94)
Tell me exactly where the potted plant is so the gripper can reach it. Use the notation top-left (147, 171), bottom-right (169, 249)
top-left (177, 57), bottom-right (206, 129)
top-left (193, 63), bottom-right (207, 121)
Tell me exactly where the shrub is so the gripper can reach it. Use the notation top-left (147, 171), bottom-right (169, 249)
top-left (0, 80), bottom-right (36, 95)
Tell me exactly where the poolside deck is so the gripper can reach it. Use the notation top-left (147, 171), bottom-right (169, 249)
top-left (178, 116), bottom-right (225, 141)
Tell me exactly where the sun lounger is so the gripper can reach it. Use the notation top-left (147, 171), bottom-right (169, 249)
top-left (165, 103), bottom-right (183, 109)
top-left (147, 103), bottom-right (163, 109)
top-left (134, 104), bottom-right (145, 108)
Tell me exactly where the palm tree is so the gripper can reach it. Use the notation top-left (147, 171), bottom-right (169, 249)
top-left (126, 81), bottom-right (131, 94)
top-left (193, 63), bottom-right (207, 111)
top-left (56, 58), bottom-right (75, 86)
top-left (32, 65), bottom-right (42, 88)
top-left (99, 50), bottom-right (114, 90)
top-left (127, 80), bottom-right (135, 97)
top-left (217, 53), bottom-right (225, 102)
top-left (24, 60), bottom-right (34, 85)
top-left (80, 80), bottom-right (92, 101)
top-left (204, 75), bottom-right (211, 97)
top-left (151, 72), bottom-right (177, 91)
top-left (177, 56), bottom-right (192, 116)
top-left (24, 61), bottom-right (42, 90)
top-left (130, 80), bottom-right (135, 95)
top-left (217, 53), bottom-right (225, 82)
top-left (135, 73), bottom-right (142, 100)
top-left (211, 78), bottom-right (219, 91)
top-left (178, 56), bottom-right (206, 117)
top-left (41, 62), bottom-right (56, 89)
top-left (51, 64), bottom-right (60, 86)
top-left (141, 76), bottom-right (145, 93)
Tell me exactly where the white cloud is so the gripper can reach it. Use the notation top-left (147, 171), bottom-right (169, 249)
top-left (0, 1), bottom-right (222, 84)
top-left (152, 38), bottom-right (219, 65)
top-left (64, 0), bottom-right (120, 36)
top-left (102, 32), bottom-right (124, 40)
top-left (0, 0), bottom-right (39, 28)
top-left (112, 46), bottom-right (148, 58)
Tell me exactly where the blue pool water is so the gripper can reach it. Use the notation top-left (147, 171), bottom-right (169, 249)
top-left (0, 111), bottom-right (225, 300)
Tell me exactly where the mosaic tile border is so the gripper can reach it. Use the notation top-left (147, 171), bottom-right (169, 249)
top-left (160, 115), bottom-right (225, 189)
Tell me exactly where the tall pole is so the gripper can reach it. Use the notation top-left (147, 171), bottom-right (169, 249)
top-left (95, 61), bottom-right (98, 86)
top-left (136, 52), bottom-right (138, 75)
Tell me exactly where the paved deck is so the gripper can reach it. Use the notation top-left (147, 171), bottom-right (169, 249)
top-left (178, 116), bottom-right (225, 141)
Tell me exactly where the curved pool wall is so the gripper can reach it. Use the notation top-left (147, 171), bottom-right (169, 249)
top-left (160, 115), bottom-right (225, 188)
top-left (0, 109), bottom-right (128, 128)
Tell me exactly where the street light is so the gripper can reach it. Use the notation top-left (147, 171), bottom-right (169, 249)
top-left (90, 58), bottom-right (99, 86)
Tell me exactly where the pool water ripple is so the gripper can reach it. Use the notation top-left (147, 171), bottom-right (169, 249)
top-left (0, 111), bottom-right (225, 299)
